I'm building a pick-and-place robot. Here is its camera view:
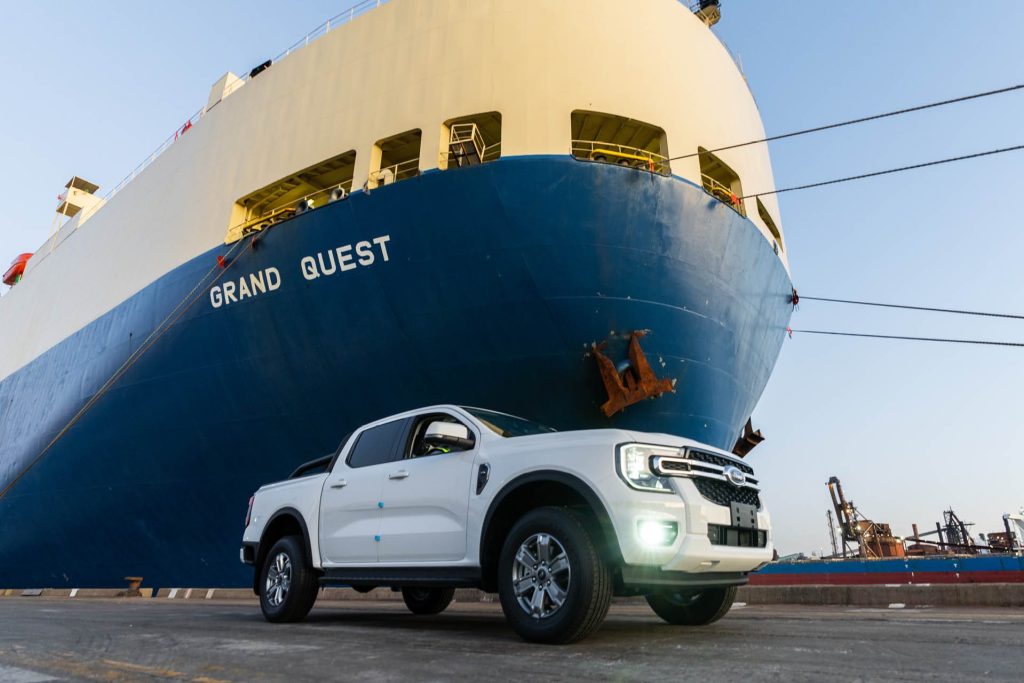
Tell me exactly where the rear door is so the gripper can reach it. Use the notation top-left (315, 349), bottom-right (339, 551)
top-left (377, 412), bottom-right (478, 563)
top-left (319, 417), bottom-right (409, 565)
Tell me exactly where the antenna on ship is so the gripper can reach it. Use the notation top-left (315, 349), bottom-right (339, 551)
top-left (692, 0), bottom-right (722, 27)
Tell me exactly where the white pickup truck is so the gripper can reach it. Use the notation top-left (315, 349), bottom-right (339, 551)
top-left (241, 405), bottom-right (772, 643)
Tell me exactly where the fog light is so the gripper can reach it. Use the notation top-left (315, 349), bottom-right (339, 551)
top-left (637, 520), bottom-right (678, 547)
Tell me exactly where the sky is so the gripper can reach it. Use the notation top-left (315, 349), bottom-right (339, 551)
top-left (1, 1), bottom-right (1023, 555)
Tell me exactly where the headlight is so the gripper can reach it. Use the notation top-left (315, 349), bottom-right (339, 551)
top-left (616, 443), bottom-right (677, 493)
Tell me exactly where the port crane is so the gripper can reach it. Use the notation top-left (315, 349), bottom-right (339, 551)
top-left (826, 476), bottom-right (905, 558)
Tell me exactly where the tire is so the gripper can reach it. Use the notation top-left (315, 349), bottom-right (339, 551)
top-left (645, 586), bottom-right (737, 626)
top-left (259, 535), bottom-right (320, 623)
top-left (497, 507), bottom-right (612, 644)
top-left (401, 587), bottom-right (456, 615)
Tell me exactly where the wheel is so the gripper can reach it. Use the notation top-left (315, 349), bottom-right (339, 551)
top-left (258, 535), bottom-right (320, 623)
top-left (401, 587), bottom-right (456, 615)
top-left (645, 586), bottom-right (737, 626)
top-left (497, 507), bottom-right (612, 644)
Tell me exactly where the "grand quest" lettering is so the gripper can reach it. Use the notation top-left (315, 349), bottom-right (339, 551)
top-left (209, 234), bottom-right (392, 309)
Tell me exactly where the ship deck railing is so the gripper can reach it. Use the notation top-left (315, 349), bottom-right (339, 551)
top-left (224, 154), bottom-right (420, 243)
top-left (440, 137), bottom-right (502, 167)
top-left (369, 158), bottom-right (421, 187)
top-left (700, 174), bottom-right (746, 216)
top-left (571, 140), bottom-right (671, 176)
top-left (103, 0), bottom-right (392, 205)
top-left (225, 184), bottom-right (344, 244)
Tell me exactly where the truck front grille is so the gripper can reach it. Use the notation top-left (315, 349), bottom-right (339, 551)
top-left (693, 478), bottom-right (762, 509)
top-left (688, 449), bottom-right (754, 474)
top-left (650, 449), bottom-right (762, 510)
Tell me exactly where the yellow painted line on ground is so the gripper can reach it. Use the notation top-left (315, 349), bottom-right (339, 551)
top-left (101, 659), bottom-right (232, 682)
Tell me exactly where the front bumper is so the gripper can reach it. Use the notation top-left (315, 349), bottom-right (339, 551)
top-left (619, 566), bottom-right (749, 591)
top-left (608, 477), bottom-right (773, 574)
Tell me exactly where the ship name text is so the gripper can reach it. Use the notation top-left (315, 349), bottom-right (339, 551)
top-left (301, 235), bottom-right (391, 280)
top-left (210, 267), bottom-right (282, 308)
top-left (209, 234), bottom-right (392, 309)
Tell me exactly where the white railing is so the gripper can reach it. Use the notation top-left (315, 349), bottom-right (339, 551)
top-left (102, 0), bottom-right (390, 203)
top-left (368, 158), bottom-right (420, 187)
top-left (102, 106), bottom-right (205, 200)
top-left (439, 145), bottom-right (501, 167)
top-left (451, 123), bottom-right (484, 158)
top-left (441, 124), bottom-right (502, 167)
top-left (571, 140), bottom-right (671, 175)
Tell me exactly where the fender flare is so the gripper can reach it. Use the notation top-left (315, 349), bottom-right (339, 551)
top-left (254, 507), bottom-right (315, 591)
top-left (478, 470), bottom-right (622, 582)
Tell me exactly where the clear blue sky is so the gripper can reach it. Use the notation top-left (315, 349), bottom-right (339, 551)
top-left (1, 1), bottom-right (1022, 554)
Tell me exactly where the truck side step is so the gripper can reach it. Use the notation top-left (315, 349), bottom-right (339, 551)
top-left (320, 566), bottom-right (482, 589)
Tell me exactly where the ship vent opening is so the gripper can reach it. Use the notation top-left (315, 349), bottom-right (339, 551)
top-left (756, 198), bottom-right (783, 253)
top-left (571, 111), bottom-right (670, 175)
top-left (226, 149), bottom-right (357, 243)
top-left (369, 129), bottom-right (421, 189)
top-left (698, 148), bottom-right (746, 216)
top-left (440, 112), bottom-right (502, 170)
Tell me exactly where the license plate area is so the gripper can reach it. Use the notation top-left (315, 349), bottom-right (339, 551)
top-left (731, 501), bottom-right (758, 530)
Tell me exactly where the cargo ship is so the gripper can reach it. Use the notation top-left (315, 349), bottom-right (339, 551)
top-left (0, 0), bottom-right (793, 588)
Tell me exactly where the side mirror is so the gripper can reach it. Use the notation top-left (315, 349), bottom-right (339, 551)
top-left (424, 421), bottom-right (475, 451)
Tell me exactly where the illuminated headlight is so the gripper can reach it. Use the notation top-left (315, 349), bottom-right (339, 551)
top-left (637, 519), bottom-right (678, 547)
top-left (616, 443), bottom-right (677, 493)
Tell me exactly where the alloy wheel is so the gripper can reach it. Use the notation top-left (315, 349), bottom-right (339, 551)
top-left (511, 533), bottom-right (572, 619)
top-left (265, 551), bottom-right (292, 607)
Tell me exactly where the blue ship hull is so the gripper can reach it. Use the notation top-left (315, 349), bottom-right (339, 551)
top-left (0, 156), bottom-right (792, 588)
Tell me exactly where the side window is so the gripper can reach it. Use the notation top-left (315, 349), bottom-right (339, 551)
top-left (439, 112), bottom-right (502, 170)
top-left (404, 414), bottom-right (473, 458)
top-left (756, 198), bottom-right (784, 253)
top-left (347, 419), bottom-right (408, 468)
top-left (226, 149), bottom-right (356, 243)
top-left (698, 148), bottom-right (746, 216)
top-left (368, 129), bottom-right (421, 189)
top-left (570, 110), bottom-right (670, 175)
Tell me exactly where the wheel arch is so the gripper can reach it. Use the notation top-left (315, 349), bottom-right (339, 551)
top-left (254, 507), bottom-right (316, 593)
top-left (478, 470), bottom-right (622, 592)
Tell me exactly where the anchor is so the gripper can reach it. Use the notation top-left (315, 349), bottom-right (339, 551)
top-left (592, 331), bottom-right (676, 417)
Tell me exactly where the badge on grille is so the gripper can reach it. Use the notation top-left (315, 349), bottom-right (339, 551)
top-left (723, 465), bottom-right (747, 487)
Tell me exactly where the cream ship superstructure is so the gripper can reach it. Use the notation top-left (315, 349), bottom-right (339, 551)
top-left (0, 0), bottom-right (793, 588)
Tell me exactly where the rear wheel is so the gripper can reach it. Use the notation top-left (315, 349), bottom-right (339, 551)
top-left (401, 587), bottom-right (456, 615)
top-left (259, 535), bottom-right (320, 623)
top-left (497, 507), bottom-right (612, 644)
top-left (645, 586), bottom-right (737, 626)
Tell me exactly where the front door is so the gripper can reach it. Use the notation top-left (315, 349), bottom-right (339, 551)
top-left (319, 417), bottom-right (409, 565)
top-left (377, 413), bottom-right (477, 563)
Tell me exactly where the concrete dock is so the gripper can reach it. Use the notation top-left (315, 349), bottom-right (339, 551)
top-left (1, 597), bottom-right (1022, 681)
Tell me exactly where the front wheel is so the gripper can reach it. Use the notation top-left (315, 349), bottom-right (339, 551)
top-left (259, 535), bottom-right (320, 623)
top-left (645, 586), bottom-right (737, 626)
top-left (497, 507), bottom-right (612, 644)
top-left (401, 587), bottom-right (456, 615)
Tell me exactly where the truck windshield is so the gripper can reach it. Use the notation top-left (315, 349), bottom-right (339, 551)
top-left (462, 408), bottom-right (557, 437)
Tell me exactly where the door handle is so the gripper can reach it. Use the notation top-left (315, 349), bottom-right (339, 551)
top-left (330, 479), bottom-right (348, 489)
top-left (388, 470), bottom-right (410, 480)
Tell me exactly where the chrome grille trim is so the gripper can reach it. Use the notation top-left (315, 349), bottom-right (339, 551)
top-left (650, 455), bottom-right (760, 489)
top-left (651, 450), bottom-right (762, 509)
